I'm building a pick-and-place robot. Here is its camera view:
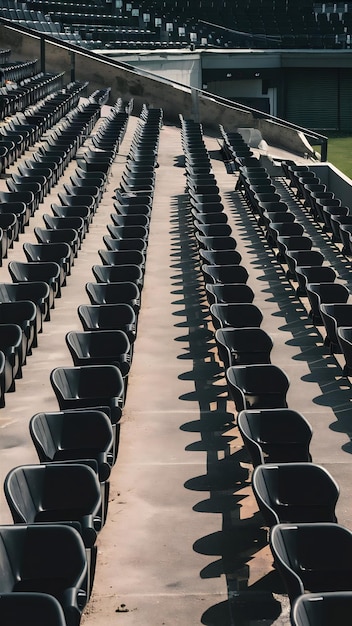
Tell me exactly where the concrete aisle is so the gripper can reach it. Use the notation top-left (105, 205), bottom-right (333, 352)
top-left (83, 122), bottom-right (230, 624)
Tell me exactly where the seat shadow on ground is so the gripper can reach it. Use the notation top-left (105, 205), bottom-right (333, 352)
top-left (170, 195), bottom-right (284, 625)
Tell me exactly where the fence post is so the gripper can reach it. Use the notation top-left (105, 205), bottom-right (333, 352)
top-left (191, 88), bottom-right (200, 123)
top-left (40, 35), bottom-right (45, 73)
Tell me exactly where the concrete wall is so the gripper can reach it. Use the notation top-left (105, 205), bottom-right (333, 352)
top-left (108, 52), bottom-right (202, 88)
top-left (0, 22), bottom-right (324, 158)
top-left (310, 164), bottom-right (352, 208)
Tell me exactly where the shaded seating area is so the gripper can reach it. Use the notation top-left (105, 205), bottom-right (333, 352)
top-left (19, 0), bottom-right (352, 50)
top-left (0, 90), bottom-right (163, 626)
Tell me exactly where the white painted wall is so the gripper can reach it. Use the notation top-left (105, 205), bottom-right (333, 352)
top-left (105, 51), bottom-right (278, 113)
top-left (107, 52), bottom-right (202, 87)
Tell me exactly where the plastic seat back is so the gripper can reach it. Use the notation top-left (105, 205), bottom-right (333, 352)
top-left (107, 224), bottom-right (148, 241)
top-left (295, 265), bottom-right (336, 296)
top-left (0, 212), bottom-right (18, 247)
top-left (226, 364), bottom-right (290, 412)
top-left (252, 462), bottom-right (339, 526)
top-left (4, 463), bottom-right (102, 547)
top-left (215, 327), bottom-right (273, 368)
top-left (0, 524), bottom-right (88, 618)
top-left (320, 303), bottom-right (352, 353)
top-left (292, 592), bottom-right (352, 626)
top-left (103, 236), bottom-right (147, 252)
top-left (285, 249), bottom-right (325, 281)
top-left (210, 303), bottom-right (263, 330)
top-left (8, 260), bottom-right (61, 303)
top-left (306, 282), bottom-right (350, 325)
top-left (322, 205), bottom-right (349, 232)
top-left (0, 592), bottom-right (67, 626)
top-left (65, 330), bottom-right (131, 378)
top-left (0, 281), bottom-right (50, 332)
top-left (34, 227), bottom-right (79, 256)
top-left (196, 234), bottom-right (237, 251)
top-left (330, 214), bottom-right (352, 244)
top-left (190, 201), bottom-right (224, 214)
top-left (114, 202), bottom-right (151, 216)
top-left (23, 242), bottom-right (72, 275)
top-left (277, 235), bottom-right (313, 264)
top-left (50, 364), bottom-right (124, 424)
top-left (110, 213), bottom-right (149, 228)
top-left (237, 408), bottom-right (312, 466)
top-left (199, 249), bottom-right (242, 266)
top-left (0, 321), bottom-right (23, 384)
top-left (337, 326), bottom-right (352, 376)
top-left (85, 281), bottom-right (140, 312)
top-left (194, 222), bottom-right (232, 238)
top-left (270, 523), bottom-right (352, 604)
top-left (42, 214), bottom-right (85, 243)
top-left (269, 222), bottom-right (304, 246)
top-left (202, 264), bottom-right (248, 285)
top-left (51, 204), bottom-right (92, 229)
top-left (206, 283), bottom-right (255, 307)
top-left (0, 300), bottom-right (37, 358)
top-left (191, 211), bottom-right (228, 225)
top-left (0, 201), bottom-right (27, 234)
top-left (77, 303), bottom-right (137, 343)
top-left (263, 210), bottom-right (295, 236)
top-left (98, 249), bottom-right (145, 268)
top-left (29, 409), bottom-right (114, 480)
top-left (92, 264), bottom-right (143, 287)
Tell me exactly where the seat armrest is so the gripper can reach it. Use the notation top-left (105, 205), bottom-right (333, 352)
top-left (62, 585), bottom-right (87, 614)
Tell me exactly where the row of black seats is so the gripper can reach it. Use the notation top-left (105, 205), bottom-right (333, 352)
top-left (0, 95), bottom-right (140, 625)
top-left (283, 161), bottom-right (350, 243)
top-left (0, 57), bottom-right (37, 85)
top-left (181, 122), bottom-right (294, 423)
top-left (0, 78), bottom-right (88, 172)
top-left (236, 150), bottom-right (352, 377)
top-left (0, 47), bottom-right (10, 63)
top-left (13, 0), bottom-right (352, 50)
top-left (219, 126), bottom-right (256, 170)
top-left (280, 161), bottom-right (352, 375)
top-left (225, 135), bottom-right (352, 625)
top-left (180, 117), bottom-right (295, 622)
top-left (0, 83), bottom-right (95, 404)
top-left (0, 100), bottom-right (161, 626)
top-left (187, 123), bottom-right (351, 624)
top-left (46, 103), bottom-right (163, 622)
top-left (0, 89), bottom-right (106, 406)
top-left (0, 70), bottom-right (66, 120)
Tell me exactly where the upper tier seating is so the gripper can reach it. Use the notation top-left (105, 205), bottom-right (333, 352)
top-left (3, 0), bottom-right (352, 49)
